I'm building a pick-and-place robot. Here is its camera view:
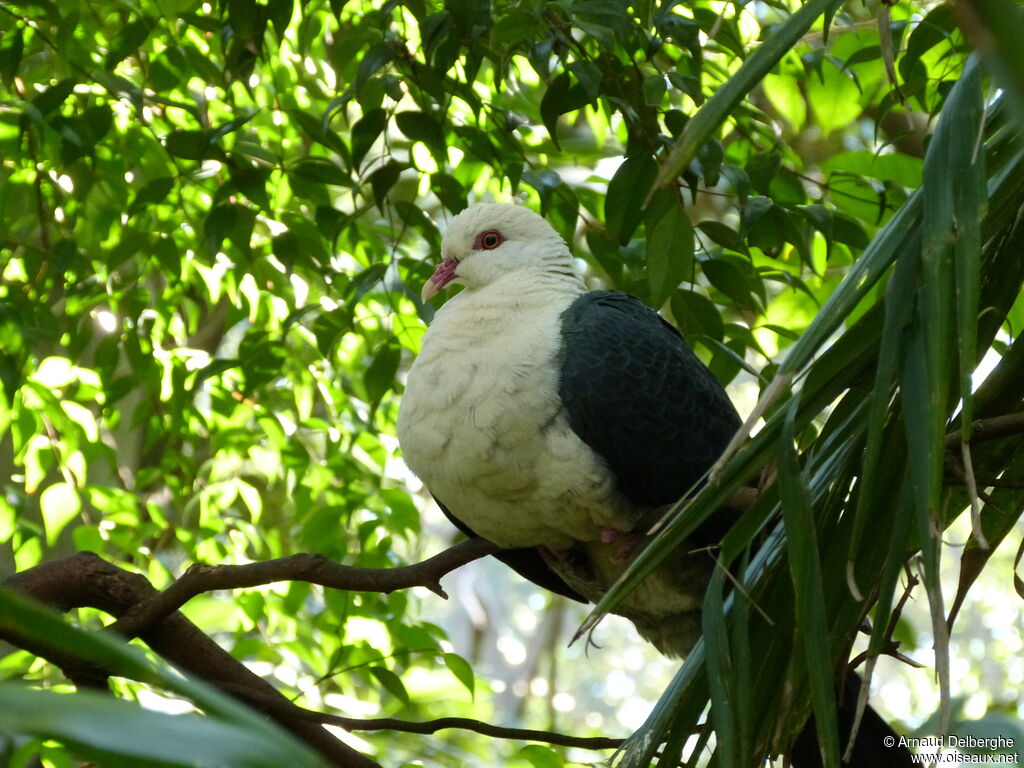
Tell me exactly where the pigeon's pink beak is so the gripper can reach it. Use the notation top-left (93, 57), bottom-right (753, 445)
top-left (421, 257), bottom-right (459, 302)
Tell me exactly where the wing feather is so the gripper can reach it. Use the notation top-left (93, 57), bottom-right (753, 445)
top-left (557, 291), bottom-right (740, 542)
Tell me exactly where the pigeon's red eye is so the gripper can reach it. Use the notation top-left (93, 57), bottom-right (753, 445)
top-left (474, 230), bottom-right (505, 250)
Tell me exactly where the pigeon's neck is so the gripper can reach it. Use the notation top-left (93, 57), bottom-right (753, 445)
top-left (441, 270), bottom-right (584, 329)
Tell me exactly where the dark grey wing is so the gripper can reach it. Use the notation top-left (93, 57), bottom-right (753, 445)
top-left (558, 291), bottom-right (740, 540)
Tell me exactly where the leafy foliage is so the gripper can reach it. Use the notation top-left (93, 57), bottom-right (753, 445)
top-left (1, 0), bottom-right (1023, 766)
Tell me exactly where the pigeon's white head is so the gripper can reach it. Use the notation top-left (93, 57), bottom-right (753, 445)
top-left (421, 204), bottom-right (582, 301)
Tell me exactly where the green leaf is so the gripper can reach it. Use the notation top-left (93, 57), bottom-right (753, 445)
top-left (568, 60), bottom-right (602, 100)
top-left (696, 139), bottom-right (724, 188)
top-left (746, 153), bottom-right (781, 196)
top-left (703, 564), bottom-right (737, 768)
top-left (292, 108), bottom-right (350, 158)
top-left (289, 156), bottom-right (350, 186)
top-left (0, 28), bottom-right (24, 85)
top-left (39, 482), bottom-right (80, 546)
top-left (230, 165), bottom-right (272, 210)
top-left (204, 202), bottom-right (255, 256)
top-left (104, 17), bottom-right (152, 69)
top-left (671, 289), bottom-right (724, 341)
top-left (396, 110), bottom-right (446, 157)
top-left (702, 257), bottom-right (759, 312)
top-left (351, 107), bottom-right (387, 170)
top-left (369, 666), bottom-right (410, 705)
top-left (903, 5), bottom-right (956, 70)
top-left (762, 73), bottom-right (806, 131)
top-left (805, 62), bottom-right (862, 137)
top-left (368, 160), bottom-right (404, 209)
top-left (778, 397), bottom-right (839, 768)
top-left (430, 172), bottom-right (467, 212)
top-left (958, 0), bottom-right (1024, 126)
top-left (238, 334), bottom-right (288, 391)
top-left (0, 684), bottom-right (321, 768)
top-left (605, 155), bottom-right (657, 245)
top-left (442, 652), bottom-right (475, 697)
top-left (644, 188), bottom-right (694, 307)
top-left (745, 203), bottom-right (785, 254)
top-left (363, 340), bottom-right (400, 404)
top-left (820, 151), bottom-right (923, 189)
top-left (642, 73), bottom-right (666, 105)
top-left (30, 78), bottom-right (76, 117)
top-left (948, 60), bottom-right (986, 437)
top-left (83, 104), bottom-right (113, 141)
top-left (540, 72), bottom-right (592, 149)
top-left (164, 129), bottom-right (213, 160)
top-left (775, 189), bottom-right (922, 377)
top-left (357, 42), bottom-right (398, 88)
top-left (491, 11), bottom-right (536, 47)
top-left (697, 220), bottom-right (744, 251)
top-left (0, 587), bottom-right (304, 734)
top-left (518, 744), bottom-right (564, 768)
top-left (128, 177), bottom-right (175, 216)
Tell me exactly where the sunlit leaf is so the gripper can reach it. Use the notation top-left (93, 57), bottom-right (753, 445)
top-left (39, 482), bottom-right (80, 547)
top-left (442, 652), bottom-right (474, 697)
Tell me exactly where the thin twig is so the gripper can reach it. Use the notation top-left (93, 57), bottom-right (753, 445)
top-left (313, 712), bottom-right (622, 750)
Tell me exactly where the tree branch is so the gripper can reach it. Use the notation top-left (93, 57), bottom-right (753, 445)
top-left (110, 537), bottom-right (499, 641)
top-left (945, 412), bottom-right (1024, 448)
top-left (230, 685), bottom-right (623, 750)
top-left (315, 713), bottom-right (623, 750)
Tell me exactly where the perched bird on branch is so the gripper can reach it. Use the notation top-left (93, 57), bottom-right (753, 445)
top-left (397, 202), bottom-right (738, 656)
top-left (397, 203), bottom-right (910, 767)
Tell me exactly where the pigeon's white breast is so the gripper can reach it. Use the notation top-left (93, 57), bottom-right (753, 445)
top-left (397, 283), bottom-right (628, 549)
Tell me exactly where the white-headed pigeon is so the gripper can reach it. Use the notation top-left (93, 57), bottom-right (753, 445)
top-left (397, 203), bottom-right (739, 656)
